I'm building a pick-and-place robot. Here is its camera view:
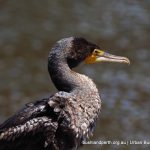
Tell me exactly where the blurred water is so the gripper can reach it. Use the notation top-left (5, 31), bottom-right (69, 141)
top-left (0, 0), bottom-right (150, 150)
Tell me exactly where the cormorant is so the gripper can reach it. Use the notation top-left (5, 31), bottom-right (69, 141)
top-left (0, 37), bottom-right (130, 150)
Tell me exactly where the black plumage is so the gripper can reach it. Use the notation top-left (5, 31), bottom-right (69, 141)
top-left (0, 37), bottom-right (130, 150)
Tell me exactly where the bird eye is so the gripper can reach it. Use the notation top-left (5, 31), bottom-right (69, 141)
top-left (94, 50), bottom-right (99, 55)
top-left (93, 49), bottom-right (104, 56)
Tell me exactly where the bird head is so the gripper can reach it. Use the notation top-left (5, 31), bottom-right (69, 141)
top-left (69, 37), bottom-right (130, 67)
top-left (49, 37), bottom-right (130, 68)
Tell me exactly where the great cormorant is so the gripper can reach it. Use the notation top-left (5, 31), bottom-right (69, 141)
top-left (0, 37), bottom-right (130, 150)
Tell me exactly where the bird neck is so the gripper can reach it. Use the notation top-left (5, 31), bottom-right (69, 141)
top-left (48, 58), bottom-right (81, 92)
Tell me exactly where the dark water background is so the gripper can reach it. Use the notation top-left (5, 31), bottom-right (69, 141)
top-left (0, 0), bottom-right (149, 150)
